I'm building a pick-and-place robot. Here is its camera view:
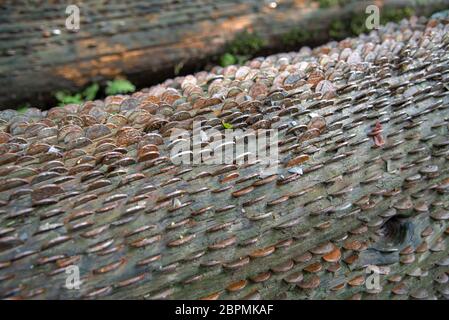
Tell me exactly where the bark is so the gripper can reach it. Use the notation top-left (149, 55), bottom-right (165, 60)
top-left (1, 0), bottom-right (449, 109)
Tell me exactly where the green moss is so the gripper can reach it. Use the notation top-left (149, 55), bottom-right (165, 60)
top-left (327, 6), bottom-right (416, 40)
top-left (17, 103), bottom-right (30, 113)
top-left (380, 7), bottom-right (415, 24)
top-left (350, 14), bottom-right (370, 36)
top-left (281, 28), bottom-right (312, 46)
top-left (345, 7), bottom-right (415, 37)
top-left (219, 31), bottom-right (265, 67)
top-left (318, 0), bottom-right (338, 8)
top-left (226, 31), bottom-right (265, 56)
top-left (329, 19), bottom-right (348, 39)
top-left (318, 0), bottom-right (350, 8)
top-left (219, 53), bottom-right (237, 67)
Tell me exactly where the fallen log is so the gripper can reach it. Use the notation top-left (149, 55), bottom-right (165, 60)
top-left (0, 14), bottom-right (449, 300)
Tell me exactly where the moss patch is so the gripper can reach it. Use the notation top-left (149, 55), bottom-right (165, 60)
top-left (219, 31), bottom-right (266, 67)
top-left (317, 0), bottom-right (350, 8)
top-left (327, 6), bottom-right (416, 40)
top-left (281, 28), bottom-right (314, 47)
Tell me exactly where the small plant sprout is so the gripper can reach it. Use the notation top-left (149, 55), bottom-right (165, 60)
top-left (222, 121), bottom-right (233, 130)
top-left (105, 79), bottom-right (136, 95)
top-left (54, 83), bottom-right (99, 106)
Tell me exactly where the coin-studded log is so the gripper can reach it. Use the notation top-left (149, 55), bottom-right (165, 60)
top-left (2, 0), bottom-right (449, 109)
top-left (0, 14), bottom-right (449, 300)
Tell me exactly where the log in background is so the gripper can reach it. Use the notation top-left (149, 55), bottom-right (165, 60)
top-left (1, 0), bottom-right (449, 109)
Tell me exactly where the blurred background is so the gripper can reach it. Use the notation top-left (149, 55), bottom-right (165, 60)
top-left (1, 0), bottom-right (448, 110)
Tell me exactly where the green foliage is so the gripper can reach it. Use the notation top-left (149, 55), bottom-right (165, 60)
top-left (318, 0), bottom-right (349, 8)
top-left (174, 61), bottom-right (184, 76)
top-left (227, 31), bottom-right (265, 56)
top-left (222, 121), bottom-right (233, 129)
top-left (329, 19), bottom-right (348, 39)
top-left (105, 79), bottom-right (136, 95)
top-left (54, 79), bottom-right (135, 107)
top-left (328, 6), bottom-right (415, 40)
top-left (219, 53), bottom-right (249, 67)
top-left (83, 83), bottom-right (99, 101)
top-left (281, 28), bottom-right (312, 46)
top-left (380, 7), bottom-right (415, 24)
top-left (318, 0), bottom-right (340, 8)
top-left (219, 31), bottom-right (265, 67)
top-left (350, 14), bottom-right (369, 36)
top-left (220, 53), bottom-right (237, 67)
top-left (330, 15), bottom-right (368, 40)
top-left (17, 103), bottom-right (30, 113)
top-left (55, 91), bottom-right (84, 106)
top-left (55, 82), bottom-right (99, 106)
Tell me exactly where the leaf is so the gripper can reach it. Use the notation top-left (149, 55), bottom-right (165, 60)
top-left (17, 104), bottom-right (30, 113)
top-left (66, 93), bottom-right (83, 104)
top-left (55, 91), bottom-right (83, 106)
top-left (174, 61), bottom-right (184, 76)
top-left (55, 91), bottom-right (67, 102)
top-left (105, 79), bottom-right (136, 95)
top-left (83, 83), bottom-right (99, 101)
top-left (222, 121), bottom-right (233, 129)
top-left (219, 53), bottom-right (237, 67)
